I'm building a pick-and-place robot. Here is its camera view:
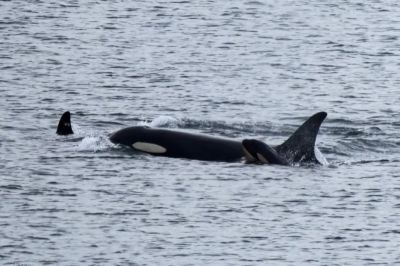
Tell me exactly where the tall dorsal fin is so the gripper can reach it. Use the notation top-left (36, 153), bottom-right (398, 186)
top-left (275, 112), bottom-right (327, 164)
top-left (57, 111), bottom-right (74, 135)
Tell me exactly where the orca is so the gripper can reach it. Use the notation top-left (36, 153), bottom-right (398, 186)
top-left (56, 111), bottom-right (327, 165)
top-left (242, 139), bottom-right (289, 165)
top-left (56, 111), bottom-right (73, 135)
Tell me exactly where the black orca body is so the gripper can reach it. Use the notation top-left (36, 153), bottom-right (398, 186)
top-left (242, 139), bottom-right (289, 165)
top-left (110, 127), bottom-right (243, 162)
top-left (57, 111), bottom-right (327, 165)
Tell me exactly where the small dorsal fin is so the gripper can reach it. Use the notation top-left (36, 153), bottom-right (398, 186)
top-left (275, 112), bottom-right (327, 164)
top-left (57, 111), bottom-right (74, 135)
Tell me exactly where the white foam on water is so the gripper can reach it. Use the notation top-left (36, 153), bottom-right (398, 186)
top-left (137, 115), bottom-right (181, 128)
top-left (77, 134), bottom-right (112, 152)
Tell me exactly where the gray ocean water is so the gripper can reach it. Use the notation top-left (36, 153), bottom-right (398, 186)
top-left (1, 1), bottom-right (400, 265)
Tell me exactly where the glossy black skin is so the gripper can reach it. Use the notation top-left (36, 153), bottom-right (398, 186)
top-left (56, 111), bottom-right (73, 135)
top-left (57, 111), bottom-right (327, 165)
top-left (109, 126), bottom-right (244, 162)
top-left (242, 139), bottom-right (289, 165)
top-left (109, 111), bottom-right (327, 164)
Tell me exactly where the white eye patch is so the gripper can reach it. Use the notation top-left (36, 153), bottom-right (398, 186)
top-left (132, 142), bottom-right (167, 154)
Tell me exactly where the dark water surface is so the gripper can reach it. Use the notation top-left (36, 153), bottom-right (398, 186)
top-left (1, 1), bottom-right (400, 265)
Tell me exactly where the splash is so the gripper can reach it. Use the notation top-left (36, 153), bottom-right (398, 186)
top-left (77, 134), bottom-right (113, 152)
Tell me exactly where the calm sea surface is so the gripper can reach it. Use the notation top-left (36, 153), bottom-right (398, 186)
top-left (1, 1), bottom-right (400, 265)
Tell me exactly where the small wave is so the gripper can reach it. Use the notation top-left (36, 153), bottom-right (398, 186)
top-left (137, 115), bottom-right (181, 127)
top-left (179, 119), bottom-right (279, 138)
top-left (337, 137), bottom-right (396, 154)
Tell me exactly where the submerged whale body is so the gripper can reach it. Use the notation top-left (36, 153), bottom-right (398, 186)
top-left (57, 111), bottom-right (327, 165)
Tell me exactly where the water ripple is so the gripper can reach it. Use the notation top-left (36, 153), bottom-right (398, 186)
top-left (1, 1), bottom-right (400, 265)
